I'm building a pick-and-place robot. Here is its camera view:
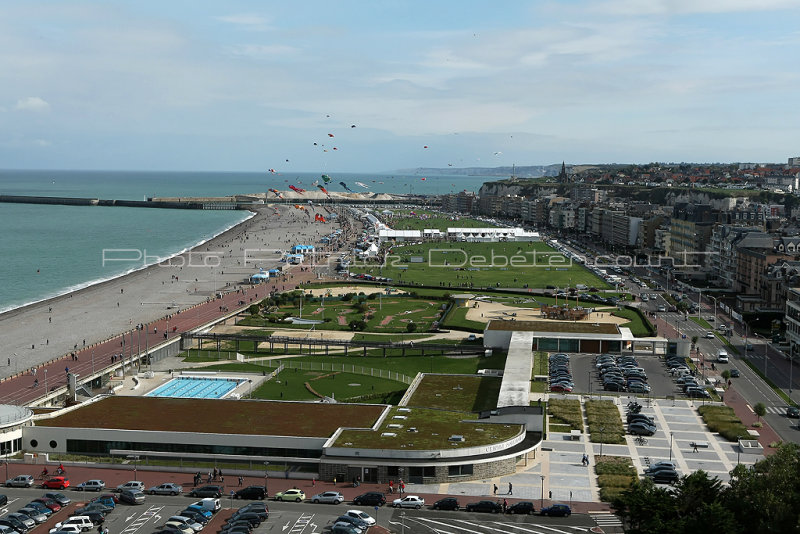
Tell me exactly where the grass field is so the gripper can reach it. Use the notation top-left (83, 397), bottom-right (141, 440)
top-left (407, 375), bottom-right (502, 412)
top-left (333, 406), bottom-right (523, 450)
top-left (547, 398), bottom-right (583, 431)
top-left (388, 210), bottom-right (489, 231)
top-left (353, 241), bottom-right (610, 289)
top-left (239, 295), bottom-right (446, 333)
top-left (251, 368), bottom-right (407, 403)
top-left (611, 308), bottom-right (653, 337)
top-left (586, 400), bottom-right (625, 444)
top-left (595, 456), bottom-right (636, 501)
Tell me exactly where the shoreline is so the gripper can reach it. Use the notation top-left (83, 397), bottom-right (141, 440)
top-left (0, 210), bottom-right (255, 318)
top-left (0, 204), bottom-right (351, 379)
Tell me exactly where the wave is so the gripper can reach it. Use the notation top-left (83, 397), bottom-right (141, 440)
top-left (0, 211), bottom-right (254, 316)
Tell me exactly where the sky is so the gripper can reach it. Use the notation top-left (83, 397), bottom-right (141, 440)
top-left (1, 0), bottom-right (799, 173)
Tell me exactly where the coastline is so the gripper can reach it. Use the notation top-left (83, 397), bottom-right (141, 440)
top-left (0, 210), bottom-right (255, 317)
top-left (0, 204), bottom-right (347, 379)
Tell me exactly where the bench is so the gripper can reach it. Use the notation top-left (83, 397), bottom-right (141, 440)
top-left (570, 430), bottom-right (582, 440)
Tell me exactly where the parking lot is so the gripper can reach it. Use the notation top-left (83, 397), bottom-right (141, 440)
top-left (569, 353), bottom-right (694, 399)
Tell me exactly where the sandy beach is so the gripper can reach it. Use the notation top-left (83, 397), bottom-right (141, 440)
top-left (0, 204), bottom-right (358, 380)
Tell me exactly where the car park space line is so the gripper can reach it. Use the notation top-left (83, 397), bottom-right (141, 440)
top-left (287, 513), bottom-right (315, 534)
top-left (119, 505), bottom-right (163, 534)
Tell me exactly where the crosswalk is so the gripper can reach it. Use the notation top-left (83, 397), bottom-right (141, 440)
top-left (764, 406), bottom-right (788, 415)
top-left (590, 511), bottom-right (623, 530)
top-left (396, 516), bottom-right (595, 533)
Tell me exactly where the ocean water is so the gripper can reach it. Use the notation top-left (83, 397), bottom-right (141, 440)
top-left (0, 169), bottom-right (493, 314)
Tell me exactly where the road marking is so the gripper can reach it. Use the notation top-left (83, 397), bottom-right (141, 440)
top-left (120, 505), bottom-right (163, 534)
top-left (589, 511), bottom-right (622, 528)
top-left (285, 513), bottom-right (314, 534)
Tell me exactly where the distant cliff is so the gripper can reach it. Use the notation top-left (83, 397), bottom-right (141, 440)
top-left (396, 164), bottom-right (564, 178)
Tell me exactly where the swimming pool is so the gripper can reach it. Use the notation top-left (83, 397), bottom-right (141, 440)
top-left (146, 377), bottom-right (243, 399)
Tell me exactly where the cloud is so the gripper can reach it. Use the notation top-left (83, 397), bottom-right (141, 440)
top-left (226, 44), bottom-right (300, 59)
top-left (216, 13), bottom-right (271, 30)
top-left (593, 0), bottom-right (799, 15)
top-left (34, 139), bottom-right (51, 147)
top-left (15, 97), bottom-right (50, 112)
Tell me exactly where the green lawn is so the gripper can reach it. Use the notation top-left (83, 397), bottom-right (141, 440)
top-left (239, 296), bottom-right (446, 333)
top-left (440, 306), bottom-right (485, 332)
top-left (355, 241), bottom-right (610, 289)
top-left (251, 368), bottom-right (407, 403)
top-left (585, 400), bottom-right (625, 444)
top-left (388, 210), bottom-right (489, 231)
top-left (612, 308), bottom-right (654, 337)
top-left (407, 375), bottom-right (502, 412)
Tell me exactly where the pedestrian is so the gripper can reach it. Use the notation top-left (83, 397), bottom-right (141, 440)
top-left (693, 443), bottom-right (698, 453)
top-left (238, 476), bottom-right (243, 487)
top-left (388, 480), bottom-right (394, 493)
top-left (333, 477), bottom-right (336, 486)
top-left (33, 378), bottom-right (38, 388)
top-left (213, 467), bottom-right (218, 480)
top-left (508, 482), bottom-right (512, 495)
top-left (207, 471), bottom-right (212, 483)
top-left (503, 498), bottom-right (508, 512)
top-left (400, 480), bottom-right (405, 494)
top-left (493, 484), bottom-right (498, 495)
top-left (311, 478), bottom-right (315, 487)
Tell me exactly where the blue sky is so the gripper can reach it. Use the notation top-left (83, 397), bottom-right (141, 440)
top-left (1, 0), bottom-right (799, 172)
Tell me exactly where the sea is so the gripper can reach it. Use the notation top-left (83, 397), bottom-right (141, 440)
top-left (0, 169), bottom-right (494, 314)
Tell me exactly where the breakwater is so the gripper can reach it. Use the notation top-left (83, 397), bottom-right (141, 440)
top-left (0, 195), bottom-right (242, 210)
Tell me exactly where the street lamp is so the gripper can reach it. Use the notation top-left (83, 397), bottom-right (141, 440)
top-left (755, 333), bottom-right (769, 381)
top-left (709, 295), bottom-right (719, 324)
top-left (263, 462), bottom-right (270, 496)
top-left (540, 475), bottom-right (546, 509)
top-left (669, 432), bottom-right (674, 462)
top-left (127, 455), bottom-right (139, 480)
top-left (44, 369), bottom-right (47, 394)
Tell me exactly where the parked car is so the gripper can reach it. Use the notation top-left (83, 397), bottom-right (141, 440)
top-left (432, 497), bottom-right (459, 510)
top-left (115, 481), bottom-right (145, 493)
top-left (147, 483), bottom-right (183, 496)
top-left (392, 495), bottom-right (425, 509)
top-left (645, 469), bottom-right (679, 484)
top-left (330, 524), bottom-right (361, 534)
top-left (233, 486), bottom-right (265, 500)
top-left (465, 500), bottom-right (502, 513)
top-left (334, 515), bottom-right (370, 531)
top-left (0, 495), bottom-right (7, 506)
top-left (629, 421), bottom-right (657, 436)
top-left (42, 477), bottom-right (70, 490)
top-left (18, 507), bottom-right (48, 524)
top-left (540, 503), bottom-right (572, 517)
top-left (188, 486), bottom-right (223, 498)
top-left (6, 514), bottom-right (34, 530)
top-left (26, 501), bottom-right (55, 515)
top-left (0, 518), bottom-right (29, 534)
top-left (165, 517), bottom-right (202, 533)
top-left (506, 501), bottom-right (535, 515)
top-left (119, 490), bottom-right (146, 505)
top-left (273, 489), bottom-right (305, 502)
top-left (352, 492), bottom-right (386, 507)
top-left (43, 493), bottom-right (70, 506)
top-left (74, 480), bottom-right (104, 492)
top-left (53, 517), bottom-right (93, 532)
top-left (90, 496), bottom-right (115, 509)
top-left (31, 498), bottom-right (61, 512)
top-left (6, 475), bottom-right (34, 488)
top-left (311, 491), bottom-right (344, 505)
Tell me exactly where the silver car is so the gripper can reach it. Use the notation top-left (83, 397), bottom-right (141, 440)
top-left (147, 483), bottom-right (183, 496)
top-left (18, 508), bottom-right (48, 524)
top-left (5, 475), bottom-right (34, 488)
top-left (311, 491), bottom-right (344, 504)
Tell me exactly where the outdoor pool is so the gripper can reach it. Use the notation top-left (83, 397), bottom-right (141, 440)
top-left (147, 376), bottom-right (243, 399)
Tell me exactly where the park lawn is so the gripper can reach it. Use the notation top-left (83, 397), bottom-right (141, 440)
top-left (389, 212), bottom-right (489, 231)
top-left (358, 241), bottom-right (610, 289)
top-left (264, 352), bottom-right (508, 376)
top-left (407, 375), bottom-right (502, 412)
top-left (441, 306), bottom-right (486, 332)
top-left (251, 369), bottom-right (407, 402)
top-left (611, 308), bottom-right (653, 337)
top-left (239, 296), bottom-right (445, 333)
top-left (351, 333), bottom-right (433, 342)
top-left (333, 406), bottom-right (523, 450)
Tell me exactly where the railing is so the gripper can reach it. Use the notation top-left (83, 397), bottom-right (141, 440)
top-left (259, 360), bottom-right (413, 385)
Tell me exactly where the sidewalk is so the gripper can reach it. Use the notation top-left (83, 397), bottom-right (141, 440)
top-left (722, 385), bottom-right (782, 455)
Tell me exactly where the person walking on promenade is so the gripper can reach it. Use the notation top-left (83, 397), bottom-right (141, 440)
top-left (508, 482), bottom-right (512, 495)
top-left (493, 484), bottom-right (498, 496)
top-left (238, 476), bottom-right (243, 487)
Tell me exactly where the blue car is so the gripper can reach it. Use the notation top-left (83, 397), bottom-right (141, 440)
top-left (541, 503), bottom-right (571, 517)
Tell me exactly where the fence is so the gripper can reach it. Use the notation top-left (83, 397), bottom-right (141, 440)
top-left (260, 360), bottom-right (414, 385)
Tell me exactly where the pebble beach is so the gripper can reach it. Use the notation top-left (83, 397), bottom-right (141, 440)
top-left (0, 205), bottom-right (354, 380)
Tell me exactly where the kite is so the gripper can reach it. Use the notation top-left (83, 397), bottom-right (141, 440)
top-left (289, 185), bottom-right (305, 194)
top-left (423, 145), bottom-right (428, 149)
top-left (267, 169), bottom-right (277, 174)
top-left (293, 204), bottom-right (306, 211)
top-left (339, 181), bottom-right (353, 192)
top-left (311, 180), bottom-right (319, 186)
top-left (268, 188), bottom-right (282, 198)
top-left (328, 133), bottom-right (335, 138)
top-left (315, 213), bottom-right (327, 223)
top-left (421, 177), bottom-right (427, 181)
top-left (321, 174), bottom-right (332, 183)
top-left (317, 185), bottom-right (330, 195)
top-left (350, 124), bottom-right (356, 128)
top-left (355, 181), bottom-right (369, 189)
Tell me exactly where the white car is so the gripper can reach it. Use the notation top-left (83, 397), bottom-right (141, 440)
top-left (116, 480), bottom-right (145, 492)
top-left (75, 479), bottom-right (105, 492)
top-left (344, 510), bottom-right (375, 526)
top-left (311, 491), bottom-right (344, 504)
top-left (6, 475), bottom-right (34, 488)
top-left (50, 526), bottom-right (81, 534)
top-left (147, 483), bottom-right (183, 495)
top-left (166, 516), bottom-right (203, 533)
top-left (392, 495), bottom-right (425, 509)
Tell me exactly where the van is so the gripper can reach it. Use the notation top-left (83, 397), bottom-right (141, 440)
top-left (717, 350), bottom-right (729, 363)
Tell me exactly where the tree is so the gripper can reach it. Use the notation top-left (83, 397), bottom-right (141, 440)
top-left (406, 322), bottom-right (418, 333)
top-left (721, 370), bottom-right (731, 381)
top-left (753, 402), bottom-right (766, 422)
top-left (248, 304), bottom-right (260, 315)
top-left (691, 335), bottom-right (699, 348)
top-left (612, 478), bottom-right (677, 533)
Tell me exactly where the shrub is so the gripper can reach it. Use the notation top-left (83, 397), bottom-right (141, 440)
top-left (586, 400), bottom-right (625, 444)
top-left (547, 399), bottom-right (583, 431)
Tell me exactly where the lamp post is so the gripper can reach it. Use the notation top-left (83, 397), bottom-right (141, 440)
top-left (263, 462), bottom-right (270, 496)
top-left (540, 475), bottom-right (546, 509)
top-left (669, 432), bottom-right (674, 462)
top-left (44, 369), bottom-right (47, 394)
top-left (697, 289), bottom-right (702, 320)
top-left (709, 295), bottom-right (718, 324)
top-left (755, 333), bottom-right (769, 381)
top-left (128, 455), bottom-right (139, 480)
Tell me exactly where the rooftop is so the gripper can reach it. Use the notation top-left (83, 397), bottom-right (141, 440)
top-left (36, 396), bottom-right (384, 438)
top-left (486, 320), bottom-right (620, 334)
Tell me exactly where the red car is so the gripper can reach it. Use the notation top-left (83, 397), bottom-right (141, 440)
top-left (31, 498), bottom-right (61, 512)
top-left (98, 493), bottom-right (120, 504)
top-left (41, 476), bottom-right (70, 490)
